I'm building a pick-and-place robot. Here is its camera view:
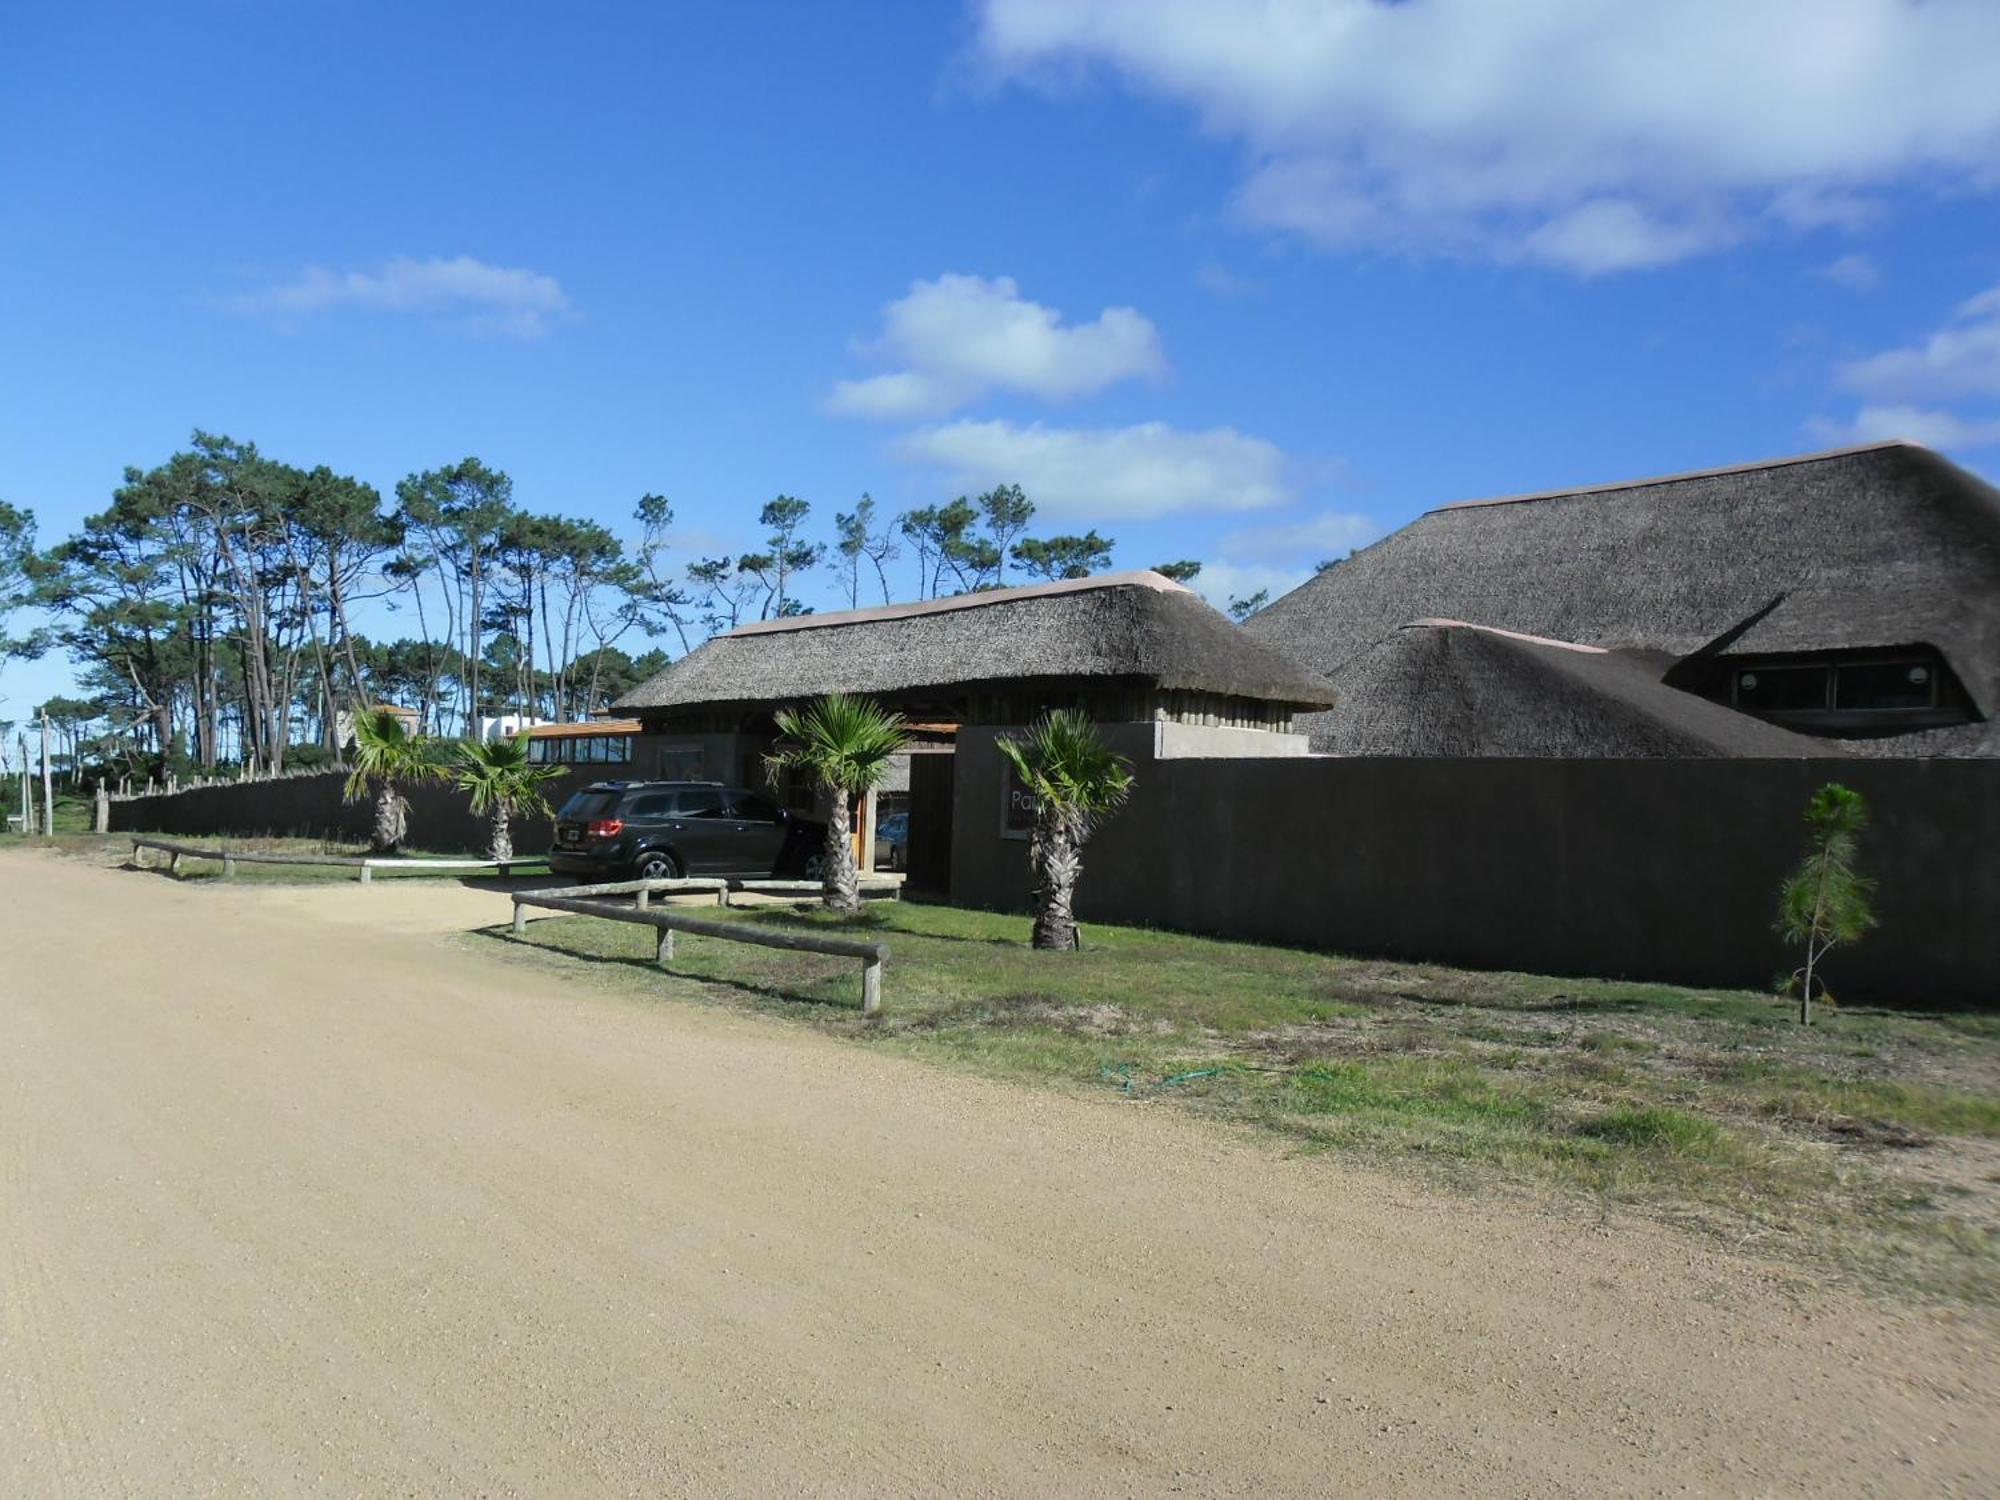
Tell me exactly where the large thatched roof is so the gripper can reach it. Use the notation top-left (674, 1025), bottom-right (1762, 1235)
top-left (617, 571), bottom-right (1335, 715)
top-left (1315, 621), bottom-right (1840, 758)
top-left (1246, 441), bottom-right (2000, 753)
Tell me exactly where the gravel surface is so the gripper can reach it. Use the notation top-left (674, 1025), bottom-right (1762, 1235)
top-left (2, 851), bottom-right (1993, 1496)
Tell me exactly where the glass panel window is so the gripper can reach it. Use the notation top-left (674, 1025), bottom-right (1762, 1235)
top-left (1835, 660), bottom-right (1937, 711)
top-left (729, 793), bottom-right (783, 823)
top-left (659, 746), bottom-right (706, 781)
top-left (1733, 664), bottom-right (1830, 712)
top-left (624, 793), bottom-right (675, 820)
top-left (676, 787), bottom-right (728, 818)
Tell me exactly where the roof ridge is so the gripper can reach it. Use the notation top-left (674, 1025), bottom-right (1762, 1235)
top-left (1405, 618), bottom-right (1608, 654)
top-left (724, 569), bottom-right (1189, 639)
top-left (1427, 440), bottom-right (1922, 514)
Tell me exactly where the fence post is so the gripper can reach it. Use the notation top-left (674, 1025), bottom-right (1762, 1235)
top-left (512, 900), bottom-right (528, 937)
top-left (94, 785), bottom-right (110, 834)
top-left (169, 851), bottom-right (181, 875)
top-left (359, 863), bottom-right (373, 885)
top-left (222, 854), bottom-right (235, 879)
top-left (656, 927), bottom-right (674, 964)
top-left (862, 956), bottom-right (882, 1015)
top-left (635, 884), bottom-right (651, 910)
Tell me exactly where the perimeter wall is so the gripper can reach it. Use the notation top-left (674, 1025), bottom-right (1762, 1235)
top-left (109, 739), bottom-right (2000, 1005)
top-left (951, 731), bottom-right (1999, 1007)
top-left (107, 770), bottom-right (575, 852)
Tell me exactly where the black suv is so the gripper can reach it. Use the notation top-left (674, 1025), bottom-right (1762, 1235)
top-left (548, 781), bottom-right (825, 881)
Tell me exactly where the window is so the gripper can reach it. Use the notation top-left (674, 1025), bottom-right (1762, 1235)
top-left (728, 792), bottom-right (783, 823)
top-left (530, 733), bottom-right (633, 765)
top-left (1699, 645), bottom-right (1972, 735)
top-left (624, 793), bottom-right (676, 820)
top-left (557, 791), bottom-right (620, 821)
top-left (659, 745), bottom-right (706, 781)
top-left (676, 787), bottom-right (728, 818)
top-left (1732, 664), bottom-right (1829, 712)
top-left (1835, 661), bottom-right (1936, 712)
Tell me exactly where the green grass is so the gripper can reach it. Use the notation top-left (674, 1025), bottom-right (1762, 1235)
top-left (477, 898), bottom-right (2000, 1305)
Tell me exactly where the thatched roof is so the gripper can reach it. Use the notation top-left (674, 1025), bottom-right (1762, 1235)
top-left (617, 571), bottom-right (1334, 715)
top-left (1313, 621), bottom-right (1840, 757)
top-left (1246, 441), bottom-right (2000, 752)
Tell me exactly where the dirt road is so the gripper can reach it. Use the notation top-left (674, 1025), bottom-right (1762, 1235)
top-left (2, 851), bottom-right (1992, 1495)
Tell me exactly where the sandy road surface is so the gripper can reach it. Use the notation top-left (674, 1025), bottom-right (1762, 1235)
top-left (1, 851), bottom-right (1993, 1496)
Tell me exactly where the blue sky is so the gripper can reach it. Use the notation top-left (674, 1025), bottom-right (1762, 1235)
top-left (5, 0), bottom-right (1999, 713)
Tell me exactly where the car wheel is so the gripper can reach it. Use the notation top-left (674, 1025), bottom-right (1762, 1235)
top-left (635, 850), bottom-right (682, 881)
top-left (801, 851), bottom-right (824, 880)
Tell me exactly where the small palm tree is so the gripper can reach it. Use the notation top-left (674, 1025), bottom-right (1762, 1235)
top-left (764, 693), bottom-right (908, 914)
top-left (997, 709), bottom-right (1134, 951)
top-left (1777, 782), bottom-right (1879, 1025)
top-left (342, 706), bottom-right (438, 853)
top-left (453, 733), bottom-right (568, 863)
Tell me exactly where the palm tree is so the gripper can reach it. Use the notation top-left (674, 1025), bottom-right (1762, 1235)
top-left (342, 707), bottom-right (438, 853)
top-left (453, 733), bottom-right (568, 863)
top-left (997, 709), bottom-right (1134, 951)
top-left (764, 693), bottom-right (908, 914)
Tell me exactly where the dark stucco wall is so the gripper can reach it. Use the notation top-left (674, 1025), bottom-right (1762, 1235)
top-left (952, 735), bottom-right (2000, 1007)
top-left (107, 769), bottom-right (582, 853)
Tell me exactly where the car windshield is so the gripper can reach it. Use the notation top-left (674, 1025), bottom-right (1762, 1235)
top-left (557, 791), bottom-right (621, 821)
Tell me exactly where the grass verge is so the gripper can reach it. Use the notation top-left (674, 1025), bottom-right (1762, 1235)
top-left (482, 898), bottom-right (2000, 1306)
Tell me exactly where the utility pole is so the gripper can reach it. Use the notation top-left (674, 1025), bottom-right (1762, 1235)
top-left (17, 731), bottom-right (32, 836)
top-left (41, 708), bottom-right (55, 838)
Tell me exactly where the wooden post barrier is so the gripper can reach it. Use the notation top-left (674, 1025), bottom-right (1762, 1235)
top-left (508, 887), bottom-right (888, 1014)
top-left (127, 838), bottom-right (561, 883)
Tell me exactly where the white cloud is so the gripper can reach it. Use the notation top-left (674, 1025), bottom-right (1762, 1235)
top-left (1221, 509), bottom-right (1378, 562)
top-left (1808, 404), bottom-right (2000, 451)
top-left (1813, 285), bottom-right (2000, 450)
top-left (1837, 285), bottom-right (2000, 401)
top-left (223, 255), bottom-right (572, 337)
top-left (1191, 559), bottom-right (1313, 615)
top-left (1184, 507), bottom-right (1379, 612)
top-left (1196, 262), bottom-right (1259, 297)
top-left (1815, 253), bottom-right (1880, 291)
top-left (892, 418), bottom-right (1290, 519)
top-left (978, 0), bottom-right (2000, 272)
top-left (828, 273), bottom-right (1165, 418)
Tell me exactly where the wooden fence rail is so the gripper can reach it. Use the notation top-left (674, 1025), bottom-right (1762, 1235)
top-left (129, 837), bottom-right (549, 883)
top-left (509, 886), bottom-right (888, 1014)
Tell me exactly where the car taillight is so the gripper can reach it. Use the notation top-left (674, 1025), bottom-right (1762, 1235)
top-left (586, 818), bottom-right (624, 838)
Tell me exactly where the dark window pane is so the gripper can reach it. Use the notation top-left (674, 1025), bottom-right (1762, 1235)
top-left (557, 791), bottom-right (620, 820)
top-left (729, 793), bottom-right (782, 823)
top-left (1835, 660), bottom-right (1937, 711)
top-left (624, 793), bottom-right (675, 819)
top-left (659, 747), bottom-right (706, 780)
top-left (1734, 664), bottom-right (1829, 712)
top-left (677, 788), bottom-right (728, 818)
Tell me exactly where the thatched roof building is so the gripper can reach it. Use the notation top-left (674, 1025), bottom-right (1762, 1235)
top-left (1316, 621), bottom-right (1841, 758)
top-left (1247, 442), bottom-right (2000, 756)
top-left (618, 571), bottom-right (1334, 729)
